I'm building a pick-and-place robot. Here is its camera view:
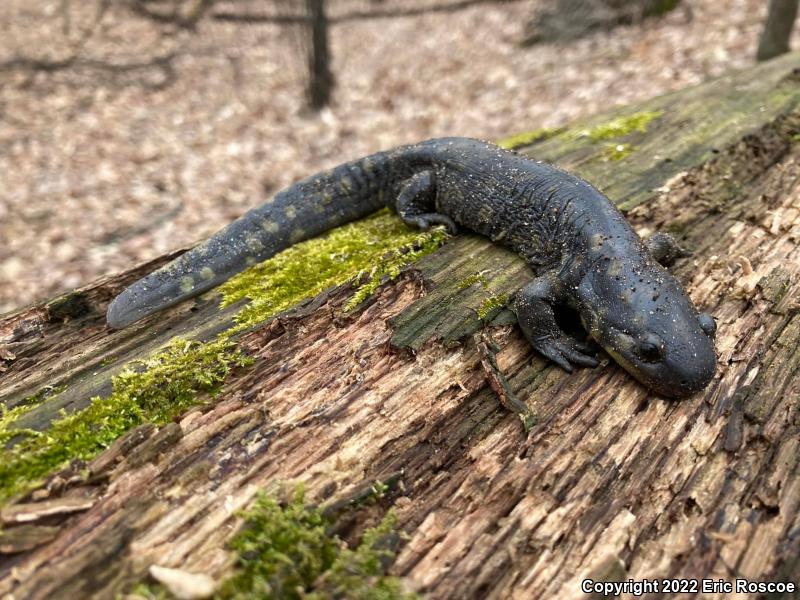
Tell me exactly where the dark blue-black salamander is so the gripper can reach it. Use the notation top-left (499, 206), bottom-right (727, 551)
top-left (107, 137), bottom-right (717, 398)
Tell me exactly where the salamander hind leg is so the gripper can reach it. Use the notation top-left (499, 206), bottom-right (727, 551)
top-left (513, 275), bottom-right (598, 372)
top-left (644, 232), bottom-right (691, 267)
top-left (396, 171), bottom-right (458, 234)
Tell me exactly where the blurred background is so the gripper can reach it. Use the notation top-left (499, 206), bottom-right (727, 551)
top-left (0, 0), bottom-right (796, 314)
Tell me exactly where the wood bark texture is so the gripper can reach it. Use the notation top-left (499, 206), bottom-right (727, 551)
top-left (1, 53), bottom-right (800, 599)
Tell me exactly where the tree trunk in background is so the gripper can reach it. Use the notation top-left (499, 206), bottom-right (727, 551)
top-left (757, 0), bottom-right (799, 61)
top-left (1, 53), bottom-right (800, 599)
top-left (306, 0), bottom-right (333, 109)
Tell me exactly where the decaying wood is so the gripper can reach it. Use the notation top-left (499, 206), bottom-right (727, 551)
top-left (1, 53), bottom-right (800, 599)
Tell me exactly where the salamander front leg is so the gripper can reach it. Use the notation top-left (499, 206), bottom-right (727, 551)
top-left (513, 275), bottom-right (598, 372)
top-left (396, 171), bottom-right (458, 234)
top-left (644, 232), bottom-right (690, 267)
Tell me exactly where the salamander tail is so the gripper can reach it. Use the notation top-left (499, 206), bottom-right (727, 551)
top-left (106, 152), bottom-right (394, 328)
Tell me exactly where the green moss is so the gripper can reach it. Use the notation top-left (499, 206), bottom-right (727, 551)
top-left (0, 338), bottom-right (251, 503)
top-left (320, 476), bottom-right (404, 524)
top-left (370, 480), bottom-right (390, 500)
top-left (99, 355), bottom-right (119, 367)
top-left (757, 267), bottom-right (791, 305)
top-left (216, 487), bottom-right (416, 600)
top-left (456, 273), bottom-right (489, 291)
top-left (497, 127), bottom-right (565, 150)
top-left (220, 209), bottom-right (449, 330)
top-left (3, 212), bottom-right (449, 506)
top-left (0, 386), bottom-right (64, 445)
top-left (16, 385), bottom-right (63, 411)
top-left (477, 293), bottom-right (510, 320)
top-left (519, 411), bottom-right (537, 433)
top-left (345, 228), bottom-right (449, 312)
top-left (599, 142), bottom-right (635, 161)
top-left (578, 110), bottom-right (663, 142)
top-left (0, 411), bottom-right (42, 446)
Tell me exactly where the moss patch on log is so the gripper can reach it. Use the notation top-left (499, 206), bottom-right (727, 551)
top-left (497, 110), bottom-right (660, 154)
top-left (131, 487), bottom-right (414, 600)
top-left (456, 272), bottom-right (490, 291)
top-left (216, 487), bottom-right (415, 600)
top-left (496, 127), bottom-right (565, 150)
top-left (343, 228), bottom-right (449, 312)
top-left (219, 209), bottom-right (448, 331)
top-left (577, 110), bottom-right (663, 141)
top-left (1, 211), bottom-right (449, 506)
top-left (0, 339), bottom-right (250, 503)
top-left (0, 386), bottom-right (64, 445)
top-left (477, 293), bottom-right (510, 320)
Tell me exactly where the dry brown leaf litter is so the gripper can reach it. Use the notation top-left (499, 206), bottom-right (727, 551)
top-left (0, 0), bottom-right (791, 313)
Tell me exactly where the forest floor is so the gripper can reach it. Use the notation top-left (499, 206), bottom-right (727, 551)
top-left (0, 0), bottom-right (793, 313)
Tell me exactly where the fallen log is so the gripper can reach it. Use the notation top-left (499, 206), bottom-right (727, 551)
top-left (1, 52), bottom-right (799, 599)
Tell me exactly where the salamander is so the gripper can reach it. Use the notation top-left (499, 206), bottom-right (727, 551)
top-left (107, 137), bottom-right (717, 398)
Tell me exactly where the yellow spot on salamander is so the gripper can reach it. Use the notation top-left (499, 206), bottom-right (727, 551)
top-left (200, 267), bottom-right (215, 281)
top-left (285, 206), bottom-right (297, 220)
top-left (180, 276), bottom-right (195, 294)
top-left (290, 228), bottom-right (306, 243)
top-left (246, 236), bottom-right (264, 253)
top-left (590, 234), bottom-right (605, 251)
top-left (478, 206), bottom-right (494, 222)
top-left (261, 220), bottom-right (280, 234)
top-left (246, 256), bottom-right (257, 266)
top-left (340, 177), bottom-right (353, 193)
top-left (607, 258), bottom-right (623, 278)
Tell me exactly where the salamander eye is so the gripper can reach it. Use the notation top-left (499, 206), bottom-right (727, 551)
top-left (698, 313), bottom-right (716, 337)
top-left (638, 333), bottom-right (664, 363)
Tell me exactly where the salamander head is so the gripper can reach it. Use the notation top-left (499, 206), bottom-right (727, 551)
top-left (576, 257), bottom-right (716, 398)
